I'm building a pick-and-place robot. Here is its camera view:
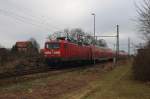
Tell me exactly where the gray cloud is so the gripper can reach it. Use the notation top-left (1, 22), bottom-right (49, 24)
top-left (0, 0), bottom-right (143, 53)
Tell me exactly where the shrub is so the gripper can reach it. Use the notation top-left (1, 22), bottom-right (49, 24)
top-left (132, 44), bottom-right (150, 81)
top-left (0, 48), bottom-right (10, 66)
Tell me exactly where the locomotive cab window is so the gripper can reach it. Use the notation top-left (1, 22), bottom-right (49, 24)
top-left (46, 43), bottom-right (60, 49)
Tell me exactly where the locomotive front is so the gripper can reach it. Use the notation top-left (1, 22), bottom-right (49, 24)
top-left (44, 41), bottom-right (63, 63)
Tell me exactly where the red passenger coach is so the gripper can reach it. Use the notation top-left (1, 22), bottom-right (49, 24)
top-left (91, 46), bottom-right (114, 61)
top-left (119, 50), bottom-right (128, 59)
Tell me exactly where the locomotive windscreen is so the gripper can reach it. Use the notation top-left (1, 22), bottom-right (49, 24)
top-left (46, 43), bottom-right (60, 49)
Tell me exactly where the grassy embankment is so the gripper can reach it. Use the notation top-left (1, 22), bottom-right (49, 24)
top-left (77, 62), bottom-right (150, 99)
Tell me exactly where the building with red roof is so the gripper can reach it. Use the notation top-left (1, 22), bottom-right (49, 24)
top-left (15, 41), bottom-right (32, 52)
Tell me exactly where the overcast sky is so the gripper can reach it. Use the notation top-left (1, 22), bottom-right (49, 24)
top-left (0, 0), bottom-right (143, 52)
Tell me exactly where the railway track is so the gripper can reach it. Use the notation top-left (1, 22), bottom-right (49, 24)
top-left (0, 66), bottom-right (48, 79)
top-left (0, 62), bottom-right (104, 87)
top-left (0, 57), bottom-right (117, 81)
top-left (0, 57), bottom-right (46, 78)
top-left (0, 62), bottom-right (94, 80)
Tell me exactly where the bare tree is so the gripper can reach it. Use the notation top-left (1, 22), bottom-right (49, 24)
top-left (47, 28), bottom-right (108, 46)
top-left (132, 0), bottom-right (150, 81)
top-left (137, 0), bottom-right (150, 41)
top-left (29, 38), bottom-right (40, 53)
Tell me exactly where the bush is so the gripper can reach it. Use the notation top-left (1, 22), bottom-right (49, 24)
top-left (132, 45), bottom-right (150, 81)
top-left (0, 48), bottom-right (10, 66)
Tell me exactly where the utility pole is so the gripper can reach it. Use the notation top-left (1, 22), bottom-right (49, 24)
top-left (128, 37), bottom-right (130, 57)
top-left (94, 15), bottom-right (95, 38)
top-left (116, 25), bottom-right (119, 63)
top-left (91, 13), bottom-right (96, 38)
top-left (114, 43), bottom-right (116, 51)
top-left (91, 13), bottom-right (96, 64)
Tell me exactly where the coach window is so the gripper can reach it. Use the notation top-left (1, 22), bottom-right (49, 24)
top-left (64, 44), bottom-right (67, 48)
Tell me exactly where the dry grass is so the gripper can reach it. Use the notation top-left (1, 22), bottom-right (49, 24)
top-left (81, 62), bottom-right (150, 99)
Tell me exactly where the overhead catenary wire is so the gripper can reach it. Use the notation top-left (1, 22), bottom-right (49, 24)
top-left (2, 1), bottom-right (64, 29)
top-left (0, 8), bottom-right (62, 31)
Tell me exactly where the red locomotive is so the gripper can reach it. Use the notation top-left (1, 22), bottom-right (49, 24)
top-left (43, 37), bottom-right (115, 64)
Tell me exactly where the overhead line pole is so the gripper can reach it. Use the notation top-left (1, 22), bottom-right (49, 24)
top-left (116, 25), bottom-right (119, 63)
top-left (93, 14), bottom-right (96, 39)
top-left (128, 37), bottom-right (130, 57)
top-left (89, 15), bottom-right (120, 65)
top-left (90, 25), bottom-right (119, 65)
top-left (91, 13), bottom-right (96, 64)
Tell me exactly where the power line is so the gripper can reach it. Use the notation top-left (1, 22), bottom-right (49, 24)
top-left (0, 9), bottom-right (62, 31)
top-left (1, 1), bottom-right (64, 29)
